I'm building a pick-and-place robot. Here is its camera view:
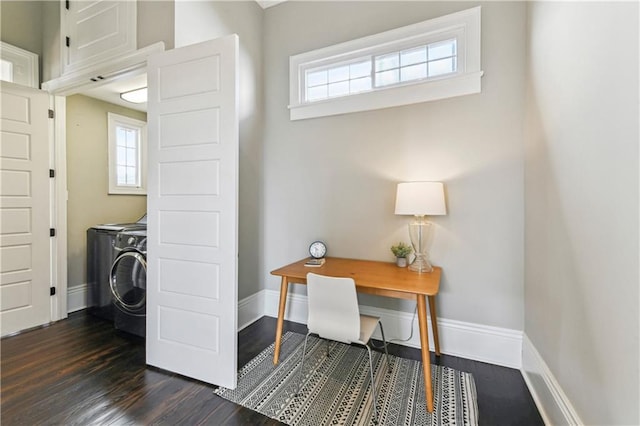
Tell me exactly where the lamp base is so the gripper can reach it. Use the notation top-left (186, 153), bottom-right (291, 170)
top-left (408, 219), bottom-right (434, 273)
top-left (409, 254), bottom-right (433, 273)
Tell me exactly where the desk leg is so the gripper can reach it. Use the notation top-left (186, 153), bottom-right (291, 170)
top-left (417, 295), bottom-right (434, 413)
top-left (428, 296), bottom-right (441, 356)
top-left (273, 277), bottom-right (289, 365)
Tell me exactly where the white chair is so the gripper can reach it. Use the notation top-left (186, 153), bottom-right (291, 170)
top-left (297, 272), bottom-right (390, 423)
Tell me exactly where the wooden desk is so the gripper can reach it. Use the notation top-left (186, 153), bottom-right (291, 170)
top-left (270, 257), bottom-right (441, 413)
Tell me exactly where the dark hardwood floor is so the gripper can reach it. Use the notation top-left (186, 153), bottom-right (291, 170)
top-left (1, 311), bottom-right (543, 425)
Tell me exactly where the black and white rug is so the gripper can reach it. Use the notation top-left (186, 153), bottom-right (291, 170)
top-left (214, 332), bottom-right (478, 426)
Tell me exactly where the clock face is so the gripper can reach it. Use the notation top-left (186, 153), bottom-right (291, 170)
top-left (309, 241), bottom-right (327, 259)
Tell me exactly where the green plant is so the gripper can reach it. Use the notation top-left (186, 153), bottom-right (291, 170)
top-left (390, 242), bottom-right (413, 258)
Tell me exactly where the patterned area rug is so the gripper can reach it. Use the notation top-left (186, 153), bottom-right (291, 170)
top-left (214, 332), bottom-right (478, 425)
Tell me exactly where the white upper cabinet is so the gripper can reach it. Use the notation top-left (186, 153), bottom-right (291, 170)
top-left (61, 0), bottom-right (137, 74)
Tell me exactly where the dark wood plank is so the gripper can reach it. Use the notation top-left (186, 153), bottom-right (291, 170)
top-left (1, 311), bottom-right (542, 426)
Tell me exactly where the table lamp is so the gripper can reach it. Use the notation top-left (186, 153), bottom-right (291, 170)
top-left (395, 182), bottom-right (446, 272)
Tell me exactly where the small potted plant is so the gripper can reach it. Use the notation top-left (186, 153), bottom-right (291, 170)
top-left (391, 242), bottom-right (413, 267)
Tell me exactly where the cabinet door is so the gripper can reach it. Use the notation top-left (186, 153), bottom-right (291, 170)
top-left (62, 1), bottom-right (136, 73)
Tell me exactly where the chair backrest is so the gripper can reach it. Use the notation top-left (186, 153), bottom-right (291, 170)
top-left (306, 273), bottom-right (361, 344)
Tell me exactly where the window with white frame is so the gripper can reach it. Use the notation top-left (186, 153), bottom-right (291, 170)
top-left (0, 41), bottom-right (39, 89)
top-left (108, 113), bottom-right (147, 195)
top-left (289, 7), bottom-right (482, 120)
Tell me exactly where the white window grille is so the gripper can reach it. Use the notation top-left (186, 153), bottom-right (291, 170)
top-left (289, 7), bottom-right (483, 120)
top-left (108, 113), bottom-right (147, 195)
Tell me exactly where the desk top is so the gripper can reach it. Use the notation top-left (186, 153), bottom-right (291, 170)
top-left (271, 257), bottom-right (441, 297)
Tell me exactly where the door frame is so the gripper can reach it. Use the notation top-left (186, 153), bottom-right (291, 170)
top-left (50, 95), bottom-right (68, 321)
top-left (44, 43), bottom-right (164, 319)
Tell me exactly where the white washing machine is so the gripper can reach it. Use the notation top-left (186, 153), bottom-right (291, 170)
top-left (110, 229), bottom-right (147, 337)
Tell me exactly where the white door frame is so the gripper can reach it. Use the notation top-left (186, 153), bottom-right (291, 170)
top-left (44, 44), bottom-right (164, 319)
top-left (50, 95), bottom-right (68, 321)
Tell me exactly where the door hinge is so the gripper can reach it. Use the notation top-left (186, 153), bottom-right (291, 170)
top-left (50, 287), bottom-right (56, 296)
top-left (48, 109), bottom-right (54, 119)
top-left (50, 228), bottom-right (56, 237)
top-left (49, 169), bottom-right (55, 178)
top-left (66, 37), bottom-right (70, 47)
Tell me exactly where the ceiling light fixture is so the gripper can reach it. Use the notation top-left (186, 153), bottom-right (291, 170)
top-left (120, 87), bottom-right (147, 104)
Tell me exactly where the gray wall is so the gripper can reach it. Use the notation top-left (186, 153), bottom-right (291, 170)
top-left (263, 1), bottom-right (527, 329)
top-left (0, 1), bottom-right (44, 83)
top-left (138, 0), bottom-right (175, 51)
top-left (174, 1), bottom-right (264, 300)
top-left (525, 2), bottom-right (639, 424)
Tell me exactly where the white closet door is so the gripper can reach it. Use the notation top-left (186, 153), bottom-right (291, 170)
top-left (146, 35), bottom-right (239, 388)
top-left (0, 82), bottom-right (51, 336)
top-left (63, 1), bottom-right (136, 73)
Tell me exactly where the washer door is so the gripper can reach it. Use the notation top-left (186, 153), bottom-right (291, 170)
top-left (110, 250), bottom-right (146, 314)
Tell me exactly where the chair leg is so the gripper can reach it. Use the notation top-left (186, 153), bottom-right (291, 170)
top-left (296, 332), bottom-right (312, 397)
top-left (364, 345), bottom-right (379, 425)
top-left (378, 322), bottom-right (391, 371)
top-left (326, 339), bottom-right (331, 358)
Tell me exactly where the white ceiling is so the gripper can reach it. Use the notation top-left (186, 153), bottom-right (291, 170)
top-left (80, 72), bottom-right (148, 112)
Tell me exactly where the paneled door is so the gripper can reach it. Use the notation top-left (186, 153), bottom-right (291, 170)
top-left (146, 36), bottom-right (239, 388)
top-left (62, 0), bottom-right (136, 73)
top-left (0, 81), bottom-right (51, 336)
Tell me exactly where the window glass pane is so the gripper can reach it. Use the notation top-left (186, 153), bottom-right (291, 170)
top-left (401, 46), bottom-right (426, 67)
top-left (126, 129), bottom-right (138, 149)
top-left (401, 63), bottom-right (427, 82)
top-left (126, 147), bottom-right (137, 166)
top-left (328, 66), bottom-right (349, 83)
top-left (307, 85), bottom-right (328, 101)
top-left (117, 146), bottom-right (126, 165)
top-left (428, 39), bottom-right (456, 61)
top-left (307, 70), bottom-right (328, 87)
top-left (328, 81), bottom-right (349, 97)
top-left (375, 69), bottom-right (399, 87)
top-left (0, 59), bottom-right (14, 82)
top-left (350, 61), bottom-right (371, 79)
top-left (428, 57), bottom-right (455, 76)
top-left (116, 127), bottom-right (127, 147)
top-left (350, 76), bottom-right (372, 93)
top-left (117, 166), bottom-right (127, 185)
top-left (375, 53), bottom-right (399, 72)
top-left (126, 167), bottom-right (137, 185)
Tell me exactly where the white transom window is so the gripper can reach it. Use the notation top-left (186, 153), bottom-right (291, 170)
top-left (289, 7), bottom-right (483, 120)
top-left (108, 113), bottom-right (147, 195)
top-left (0, 41), bottom-right (39, 89)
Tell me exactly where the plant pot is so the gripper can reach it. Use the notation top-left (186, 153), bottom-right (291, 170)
top-left (396, 257), bottom-right (407, 267)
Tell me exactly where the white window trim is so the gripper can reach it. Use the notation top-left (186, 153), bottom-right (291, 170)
top-left (289, 6), bottom-right (482, 120)
top-left (108, 113), bottom-right (147, 195)
top-left (0, 41), bottom-right (39, 89)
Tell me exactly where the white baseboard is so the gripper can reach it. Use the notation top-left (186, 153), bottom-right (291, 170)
top-left (262, 289), bottom-right (523, 369)
top-left (67, 284), bottom-right (88, 313)
top-left (521, 334), bottom-right (583, 425)
top-left (238, 290), bottom-right (265, 331)
top-left (70, 284), bottom-right (522, 369)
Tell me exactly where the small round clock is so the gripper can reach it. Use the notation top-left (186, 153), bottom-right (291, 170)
top-left (309, 241), bottom-right (327, 259)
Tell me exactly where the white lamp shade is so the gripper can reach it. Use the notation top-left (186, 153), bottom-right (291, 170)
top-left (395, 182), bottom-right (446, 216)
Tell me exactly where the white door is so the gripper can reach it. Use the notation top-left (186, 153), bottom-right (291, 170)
top-left (146, 35), bottom-right (239, 388)
top-left (0, 81), bottom-right (51, 336)
top-left (62, 0), bottom-right (136, 73)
